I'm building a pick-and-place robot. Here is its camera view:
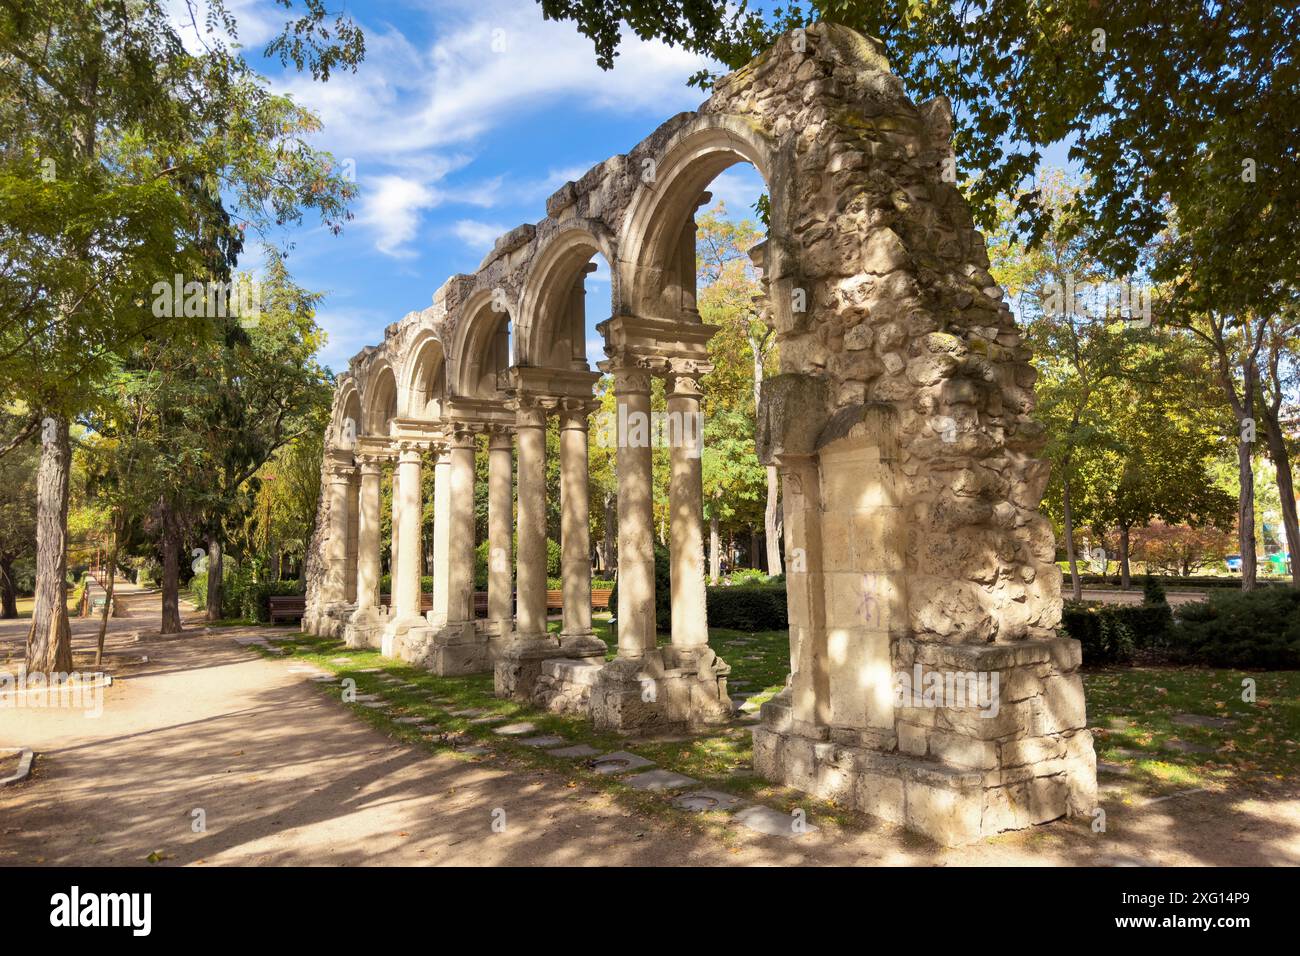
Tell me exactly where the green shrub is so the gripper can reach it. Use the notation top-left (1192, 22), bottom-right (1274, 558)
top-left (1173, 588), bottom-right (1300, 669)
top-left (707, 583), bottom-right (788, 631)
top-left (378, 574), bottom-right (433, 596)
top-left (236, 580), bottom-right (305, 623)
top-left (725, 568), bottom-right (771, 586)
top-left (592, 578), bottom-right (616, 590)
top-left (1060, 602), bottom-right (1139, 664)
top-left (1143, 573), bottom-right (1168, 605)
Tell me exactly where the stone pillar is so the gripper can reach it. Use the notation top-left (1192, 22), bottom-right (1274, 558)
top-left (393, 445), bottom-right (424, 624)
top-left (487, 429), bottom-right (514, 638)
top-left (344, 456), bottom-right (386, 648)
top-left (612, 362), bottom-right (655, 657)
top-left (445, 429), bottom-right (477, 625)
top-left (323, 462), bottom-right (352, 607)
top-left (429, 443), bottom-right (452, 627)
top-left (388, 465), bottom-right (400, 607)
top-left (666, 364), bottom-right (708, 650)
top-left (344, 468), bottom-right (360, 603)
top-left (558, 399), bottom-right (604, 658)
top-left (512, 396), bottom-right (548, 643)
top-left (355, 458), bottom-right (382, 611)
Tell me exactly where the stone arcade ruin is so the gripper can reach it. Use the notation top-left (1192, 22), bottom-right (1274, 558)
top-left (302, 23), bottom-right (1096, 845)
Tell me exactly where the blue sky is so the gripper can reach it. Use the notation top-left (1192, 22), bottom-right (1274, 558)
top-left (180, 0), bottom-right (765, 373)
top-left (184, 0), bottom-right (1074, 374)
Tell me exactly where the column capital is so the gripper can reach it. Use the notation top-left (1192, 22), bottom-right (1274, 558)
top-left (558, 396), bottom-right (600, 430)
top-left (487, 426), bottom-right (514, 451)
top-left (445, 421), bottom-right (479, 448)
top-left (356, 455), bottom-right (385, 476)
top-left (327, 461), bottom-right (356, 483)
top-left (666, 358), bottom-right (711, 399)
top-left (599, 351), bottom-right (654, 395)
top-left (509, 392), bottom-right (549, 429)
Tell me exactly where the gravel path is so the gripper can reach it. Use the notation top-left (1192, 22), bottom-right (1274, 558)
top-left (2, 585), bottom-right (1294, 866)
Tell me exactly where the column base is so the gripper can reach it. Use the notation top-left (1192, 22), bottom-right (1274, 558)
top-left (422, 620), bottom-right (492, 675)
top-left (311, 602), bottom-right (356, 640)
top-left (558, 630), bottom-right (609, 660)
top-left (343, 605), bottom-right (388, 650)
top-left (493, 632), bottom-right (564, 699)
top-left (380, 614), bottom-right (434, 662)
top-left (589, 647), bottom-right (733, 734)
top-left (751, 637), bottom-right (1098, 846)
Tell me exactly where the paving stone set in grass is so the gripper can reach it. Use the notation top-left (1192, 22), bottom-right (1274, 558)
top-left (245, 632), bottom-right (819, 839)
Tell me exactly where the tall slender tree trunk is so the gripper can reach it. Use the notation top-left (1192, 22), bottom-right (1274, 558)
top-left (95, 517), bottom-right (121, 667)
top-left (160, 504), bottom-right (183, 634)
top-left (709, 511), bottom-right (720, 584)
top-left (1261, 408), bottom-right (1300, 587)
top-left (1237, 436), bottom-right (1258, 591)
top-left (1062, 469), bottom-right (1082, 602)
top-left (27, 415), bottom-right (73, 673)
top-left (0, 555), bottom-right (17, 619)
top-left (1119, 525), bottom-right (1131, 590)
top-left (764, 466), bottom-right (782, 575)
top-left (206, 536), bottom-right (223, 621)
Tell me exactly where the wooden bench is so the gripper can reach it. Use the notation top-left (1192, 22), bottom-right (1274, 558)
top-left (592, 588), bottom-right (613, 611)
top-left (268, 595), bottom-right (306, 625)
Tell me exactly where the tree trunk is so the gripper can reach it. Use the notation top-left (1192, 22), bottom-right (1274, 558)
top-left (1263, 418), bottom-right (1300, 587)
top-left (206, 537), bottom-right (223, 621)
top-left (160, 504), bottom-right (183, 634)
top-left (1062, 469), bottom-right (1082, 602)
top-left (95, 519), bottom-right (121, 667)
top-left (1237, 436), bottom-right (1258, 591)
top-left (709, 512), bottom-right (720, 585)
top-left (0, 555), bottom-right (17, 619)
top-left (1119, 526), bottom-right (1131, 590)
top-left (26, 415), bottom-right (72, 674)
top-left (764, 466), bottom-right (782, 576)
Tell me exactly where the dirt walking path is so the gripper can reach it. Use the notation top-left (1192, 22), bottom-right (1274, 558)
top-left (2, 588), bottom-right (1296, 866)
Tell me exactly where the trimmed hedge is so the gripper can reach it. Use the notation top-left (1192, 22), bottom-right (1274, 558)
top-left (1173, 588), bottom-right (1300, 669)
top-left (1062, 571), bottom-right (1288, 590)
top-left (1060, 600), bottom-right (1173, 665)
top-left (707, 583), bottom-right (789, 631)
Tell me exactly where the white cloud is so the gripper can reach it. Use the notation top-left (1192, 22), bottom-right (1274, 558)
top-left (453, 219), bottom-right (510, 251)
top-left (363, 175), bottom-right (441, 258)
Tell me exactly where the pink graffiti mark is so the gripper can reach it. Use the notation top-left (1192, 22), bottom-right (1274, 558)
top-left (858, 573), bottom-right (880, 626)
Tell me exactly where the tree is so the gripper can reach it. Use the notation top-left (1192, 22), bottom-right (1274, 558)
top-left (541, 2), bottom-right (1298, 295)
top-left (0, 1), bottom-right (361, 669)
top-left (0, 412), bottom-right (37, 617)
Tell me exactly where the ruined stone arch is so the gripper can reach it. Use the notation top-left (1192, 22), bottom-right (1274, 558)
top-left (402, 332), bottom-right (448, 420)
top-left (330, 378), bottom-right (362, 451)
top-left (618, 115), bottom-right (777, 323)
top-left (362, 361), bottom-right (398, 437)
top-left (514, 223), bottom-right (615, 370)
top-left (450, 290), bottom-right (512, 400)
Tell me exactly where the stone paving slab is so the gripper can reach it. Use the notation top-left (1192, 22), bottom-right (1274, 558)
top-left (623, 769), bottom-right (699, 791)
top-left (550, 744), bottom-right (600, 758)
top-left (590, 751), bottom-right (655, 775)
top-left (672, 790), bottom-right (745, 813)
top-left (417, 724), bottom-right (439, 733)
top-left (492, 722), bottom-right (537, 736)
top-left (1097, 760), bottom-right (1133, 776)
top-left (1172, 713), bottom-right (1236, 729)
top-left (468, 715), bottom-right (508, 725)
top-left (517, 736), bottom-right (566, 748)
top-left (734, 805), bottom-right (818, 838)
top-left (352, 694), bottom-right (381, 702)
top-left (450, 708), bottom-right (489, 717)
top-left (394, 716), bottom-right (425, 725)
top-left (360, 701), bottom-right (390, 710)
top-left (1162, 738), bottom-right (1214, 754)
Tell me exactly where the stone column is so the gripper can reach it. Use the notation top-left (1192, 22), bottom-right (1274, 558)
top-left (389, 464), bottom-right (400, 607)
top-left (512, 395), bottom-right (548, 643)
top-left (354, 457), bottom-right (382, 611)
top-left (344, 468), bottom-right (360, 603)
top-left (559, 398), bottom-right (602, 656)
top-left (429, 443), bottom-right (452, 627)
top-left (445, 428), bottom-right (477, 625)
top-left (487, 429), bottom-right (514, 636)
top-left (666, 365), bottom-right (709, 650)
top-left (393, 445), bottom-right (424, 624)
top-left (612, 362), bottom-right (655, 657)
top-left (324, 462), bottom-right (352, 606)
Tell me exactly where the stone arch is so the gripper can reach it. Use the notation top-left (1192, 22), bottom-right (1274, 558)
top-left (331, 379), bottom-right (362, 451)
top-left (450, 290), bottom-right (512, 400)
top-left (515, 223), bottom-right (616, 369)
top-left (362, 361), bottom-right (398, 436)
top-left (403, 333), bottom-right (448, 420)
top-left (618, 115), bottom-right (779, 323)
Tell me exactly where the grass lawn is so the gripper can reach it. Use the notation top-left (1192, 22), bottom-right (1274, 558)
top-left (246, 616), bottom-right (1299, 839)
